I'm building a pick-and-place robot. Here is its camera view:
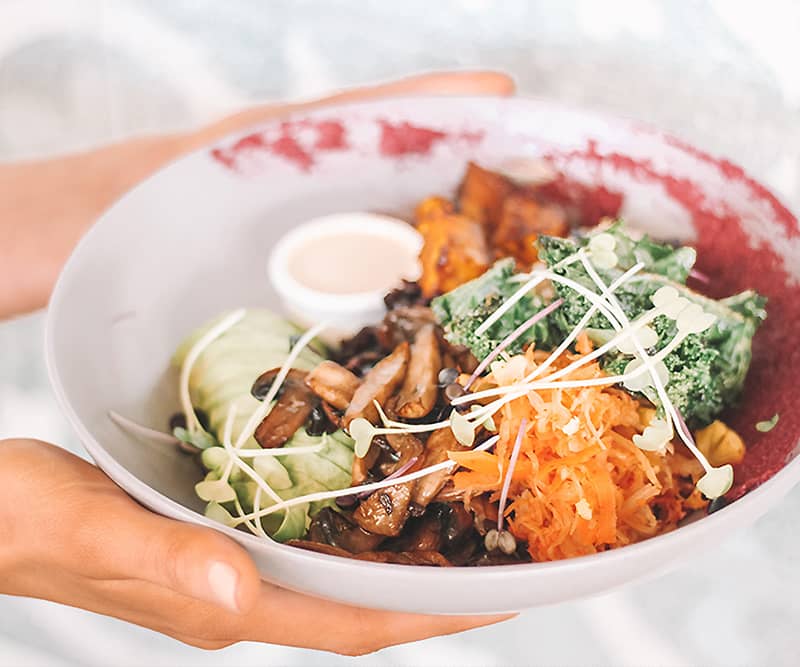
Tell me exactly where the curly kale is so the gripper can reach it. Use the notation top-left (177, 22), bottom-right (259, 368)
top-left (537, 227), bottom-right (766, 426)
top-left (431, 259), bottom-right (554, 360)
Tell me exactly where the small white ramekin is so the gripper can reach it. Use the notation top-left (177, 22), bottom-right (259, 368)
top-left (267, 212), bottom-right (422, 342)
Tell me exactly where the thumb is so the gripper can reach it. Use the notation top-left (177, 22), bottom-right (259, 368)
top-left (134, 513), bottom-right (261, 614)
top-left (106, 501), bottom-right (262, 614)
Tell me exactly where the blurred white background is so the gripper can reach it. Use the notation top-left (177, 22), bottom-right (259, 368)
top-left (0, 1), bottom-right (798, 665)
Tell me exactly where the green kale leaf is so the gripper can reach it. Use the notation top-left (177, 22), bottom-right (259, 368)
top-left (431, 258), bottom-right (554, 361)
top-left (537, 226), bottom-right (766, 425)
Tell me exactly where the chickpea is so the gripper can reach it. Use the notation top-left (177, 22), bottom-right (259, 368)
top-left (695, 420), bottom-right (746, 466)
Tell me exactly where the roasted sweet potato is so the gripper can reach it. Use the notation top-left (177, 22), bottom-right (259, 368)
top-left (457, 161), bottom-right (514, 228)
top-left (414, 195), bottom-right (453, 221)
top-left (492, 192), bottom-right (569, 267)
top-left (417, 213), bottom-right (490, 297)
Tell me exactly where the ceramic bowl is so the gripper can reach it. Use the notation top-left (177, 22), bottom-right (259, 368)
top-left (46, 96), bottom-right (800, 614)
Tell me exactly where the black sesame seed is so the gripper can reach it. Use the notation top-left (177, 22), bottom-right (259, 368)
top-left (378, 492), bottom-right (394, 515)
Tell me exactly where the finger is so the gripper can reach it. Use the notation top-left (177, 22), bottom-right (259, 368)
top-left (13, 439), bottom-right (261, 614)
top-left (240, 583), bottom-right (516, 656)
top-left (196, 69), bottom-right (515, 145)
top-left (99, 500), bottom-right (262, 614)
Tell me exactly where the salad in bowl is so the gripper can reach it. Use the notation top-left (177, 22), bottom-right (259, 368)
top-left (145, 162), bottom-right (766, 567)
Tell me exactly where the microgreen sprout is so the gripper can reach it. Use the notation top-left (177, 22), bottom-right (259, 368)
top-left (755, 414), bottom-right (780, 432)
top-left (179, 308), bottom-right (246, 441)
top-left (450, 409), bottom-right (476, 446)
top-left (497, 419), bottom-right (527, 532)
top-left (587, 233), bottom-right (618, 269)
top-left (232, 435), bottom-right (501, 525)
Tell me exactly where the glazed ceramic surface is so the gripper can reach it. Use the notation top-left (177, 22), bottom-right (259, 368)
top-left (46, 96), bottom-right (800, 614)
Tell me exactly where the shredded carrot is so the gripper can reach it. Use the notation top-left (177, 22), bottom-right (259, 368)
top-left (450, 348), bottom-right (697, 561)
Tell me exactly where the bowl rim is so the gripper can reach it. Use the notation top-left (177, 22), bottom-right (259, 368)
top-left (45, 93), bottom-right (800, 576)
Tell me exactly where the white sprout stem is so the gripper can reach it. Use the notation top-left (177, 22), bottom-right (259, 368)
top-left (465, 298), bottom-right (564, 390)
top-left (450, 332), bottom-right (689, 403)
top-left (233, 321), bottom-right (328, 449)
top-left (523, 259), bottom-right (646, 383)
top-left (108, 410), bottom-right (182, 447)
top-left (474, 254), bottom-right (582, 336)
top-left (233, 435), bottom-right (501, 525)
top-left (233, 445), bottom-right (325, 458)
top-left (180, 309), bottom-right (247, 433)
top-left (497, 418), bottom-right (527, 532)
top-left (579, 256), bottom-right (714, 473)
top-left (220, 404), bottom-right (284, 505)
top-left (451, 266), bottom-right (659, 406)
top-left (475, 273), bottom-right (549, 336)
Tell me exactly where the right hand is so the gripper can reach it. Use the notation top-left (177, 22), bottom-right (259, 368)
top-left (0, 439), bottom-right (513, 655)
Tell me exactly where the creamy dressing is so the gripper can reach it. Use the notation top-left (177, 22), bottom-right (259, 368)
top-left (287, 231), bottom-right (419, 294)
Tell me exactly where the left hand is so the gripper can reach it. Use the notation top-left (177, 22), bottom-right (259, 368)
top-left (0, 70), bottom-right (515, 319)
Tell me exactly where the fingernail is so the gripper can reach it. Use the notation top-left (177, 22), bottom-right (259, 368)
top-left (207, 561), bottom-right (240, 613)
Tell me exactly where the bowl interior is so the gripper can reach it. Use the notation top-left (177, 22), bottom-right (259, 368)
top-left (47, 96), bottom-right (800, 568)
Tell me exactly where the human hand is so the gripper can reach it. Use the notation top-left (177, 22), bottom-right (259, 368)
top-left (0, 438), bottom-right (513, 654)
top-left (0, 70), bottom-right (515, 319)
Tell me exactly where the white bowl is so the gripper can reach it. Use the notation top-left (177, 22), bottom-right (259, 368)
top-left (46, 96), bottom-right (800, 614)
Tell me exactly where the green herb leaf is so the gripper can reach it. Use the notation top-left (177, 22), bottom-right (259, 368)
top-left (755, 414), bottom-right (780, 433)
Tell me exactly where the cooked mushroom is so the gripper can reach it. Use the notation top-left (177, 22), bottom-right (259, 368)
top-left (388, 512), bottom-right (443, 553)
top-left (440, 502), bottom-right (474, 551)
top-left (288, 540), bottom-right (451, 566)
top-left (381, 432), bottom-right (424, 476)
top-left (394, 325), bottom-right (442, 420)
top-left (411, 428), bottom-right (468, 508)
top-left (354, 550), bottom-right (451, 567)
top-left (351, 435), bottom-right (382, 485)
top-left (306, 507), bottom-right (384, 553)
top-left (381, 305), bottom-right (438, 347)
top-left (353, 482), bottom-right (413, 537)
top-left (343, 341), bottom-right (409, 428)
top-left (305, 361), bottom-right (362, 410)
top-left (251, 369), bottom-right (317, 449)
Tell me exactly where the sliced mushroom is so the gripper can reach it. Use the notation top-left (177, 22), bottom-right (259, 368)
top-left (394, 325), bottom-right (442, 420)
top-left (343, 341), bottom-right (410, 428)
top-left (320, 401), bottom-right (344, 430)
top-left (381, 432), bottom-right (424, 476)
top-left (411, 428), bottom-right (468, 508)
top-left (306, 507), bottom-right (384, 553)
top-left (381, 305), bottom-right (438, 347)
top-left (389, 512), bottom-right (444, 553)
top-left (354, 550), bottom-right (451, 567)
top-left (351, 435), bottom-right (381, 485)
top-left (287, 541), bottom-right (451, 566)
top-left (251, 369), bottom-right (317, 449)
top-left (305, 361), bottom-right (362, 410)
top-left (353, 482), bottom-right (413, 537)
